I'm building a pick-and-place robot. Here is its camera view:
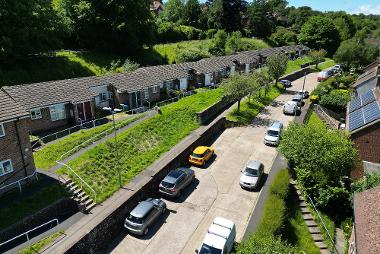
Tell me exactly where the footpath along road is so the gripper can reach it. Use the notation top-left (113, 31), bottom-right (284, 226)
top-left (108, 72), bottom-right (320, 254)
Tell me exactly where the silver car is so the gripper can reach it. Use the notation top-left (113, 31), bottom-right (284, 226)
top-left (264, 121), bottom-right (283, 146)
top-left (124, 198), bottom-right (166, 235)
top-left (280, 79), bottom-right (292, 88)
top-left (239, 160), bottom-right (264, 190)
top-left (283, 101), bottom-right (300, 115)
top-left (159, 168), bottom-right (195, 198)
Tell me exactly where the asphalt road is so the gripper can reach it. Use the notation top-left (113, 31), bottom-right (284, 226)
top-left (106, 72), bottom-right (320, 254)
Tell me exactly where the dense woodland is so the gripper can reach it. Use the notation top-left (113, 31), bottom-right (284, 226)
top-left (0, 0), bottom-right (379, 85)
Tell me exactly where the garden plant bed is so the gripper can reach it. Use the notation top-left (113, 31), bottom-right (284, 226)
top-left (59, 88), bottom-right (224, 202)
top-left (19, 230), bottom-right (65, 254)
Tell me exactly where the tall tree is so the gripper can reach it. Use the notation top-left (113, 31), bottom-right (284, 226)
top-left (63, 0), bottom-right (155, 54)
top-left (328, 12), bottom-right (356, 41)
top-left (298, 16), bottom-right (341, 55)
top-left (163, 0), bottom-right (185, 24)
top-left (334, 39), bottom-right (379, 68)
top-left (287, 6), bottom-right (319, 32)
top-left (222, 74), bottom-right (251, 113)
top-left (266, 53), bottom-right (288, 95)
top-left (0, 0), bottom-right (66, 61)
top-left (247, 0), bottom-right (274, 38)
top-left (226, 31), bottom-right (242, 53)
top-left (209, 30), bottom-right (227, 56)
top-left (183, 0), bottom-right (201, 27)
top-left (309, 49), bottom-right (327, 69)
top-left (206, 0), bottom-right (247, 32)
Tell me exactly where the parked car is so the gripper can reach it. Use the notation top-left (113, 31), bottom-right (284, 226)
top-left (189, 146), bottom-right (214, 167)
top-left (159, 168), bottom-right (195, 198)
top-left (124, 198), bottom-right (166, 235)
top-left (332, 64), bottom-right (342, 74)
top-left (279, 79), bottom-right (292, 88)
top-left (298, 89), bottom-right (309, 99)
top-left (292, 94), bottom-right (304, 106)
top-left (283, 101), bottom-right (300, 115)
top-left (317, 70), bottom-right (332, 82)
top-left (264, 121), bottom-right (283, 146)
top-left (239, 160), bottom-right (264, 190)
top-left (196, 217), bottom-right (236, 254)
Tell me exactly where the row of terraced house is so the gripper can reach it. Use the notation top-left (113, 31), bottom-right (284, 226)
top-left (0, 45), bottom-right (309, 191)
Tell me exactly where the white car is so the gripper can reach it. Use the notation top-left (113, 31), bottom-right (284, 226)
top-left (264, 121), bottom-right (283, 146)
top-left (283, 101), bottom-right (300, 115)
top-left (196, 217), bottom-right (236, 254)
top-left (239, 160), bottom-right (264, 190)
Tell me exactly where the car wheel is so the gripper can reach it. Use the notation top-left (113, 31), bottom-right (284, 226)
top-left (144, 227), bottom-right (149, 235)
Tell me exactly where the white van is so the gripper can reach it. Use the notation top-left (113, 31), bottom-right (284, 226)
top-left (196, 217), bottom-right (236, 254)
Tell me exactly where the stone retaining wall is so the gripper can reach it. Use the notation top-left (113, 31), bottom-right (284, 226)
top-left (64, 117), bottom-right (227, 253)
top-left (196, 97), bottom-right (233, 125)
top-left (281, 67), bottom-right (311, 82)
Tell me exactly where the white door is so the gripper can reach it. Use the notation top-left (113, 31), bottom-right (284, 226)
top-left (245, 64), bottom-right (250, 74)
top-left (180, 78), bottom-right (188, 90)
top-left (230, 66), bottom-right (236, 76)
top-left (205, 73), bottom-right (212, 86)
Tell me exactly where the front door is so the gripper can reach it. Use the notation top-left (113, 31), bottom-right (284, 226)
top-left (84, 101), bottom-right (93, 120)
top-left (230, 66), bottom-right (236, 76)
top-left (131, 91), bottom-right (142, 109)
top-left (245, 64), bottom-right (250, 74)
top-left (205, 73), bottom-right (212, 86)
top-left (180, 78), bottom-right (188, 90)
top-left (77, 103), bottom-right (85, 122)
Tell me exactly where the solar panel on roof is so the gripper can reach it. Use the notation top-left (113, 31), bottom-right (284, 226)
top-left (349, 97), bottom-right (362, 113)
top-left (361, 90), bottom-right (376, 106)
top-left (363, 101), bottom-right (380, 124)
top-left (349, 109), bottom-right (365, 131)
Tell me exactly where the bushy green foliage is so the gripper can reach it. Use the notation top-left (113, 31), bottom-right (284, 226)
top-left (226, 31), bottom-right (242, 54)
top-left (209, 30), bottom-right (227, 56)
top-left (178, 25), bottom-right (202, 40)
top-left (19, 230), bottom-right (64, 254)
top-left (279, 123), bottom-right (358, 187)
top-left (122, 59), bottom-right (140, 73)
top-left (266, 53), bottom-right (288, 93)
top-left (270, 26), bottom-right (298, 46)
top-left (269, 169), bottom-right (291, 199)
top-left (298, 16), bottom-right (341, 55)
top-left (317, 186), bottom-right (351, 218)
top-left (64, 89), bottom-right (223, 202)
top-left (237, 235), bottom-right (296, 254)
top-left (175, 47), bottom-right (210, 63)
top-left (309, 49), bottom-right (327, 68)
top-left (351, 172), bottom-right (380, 196)
top-left (311, 77), bottom-right (336, 98)
top-left (336, 74), bottom-right (356, 88)
top-left (320, 89), bottom-right (350, 111)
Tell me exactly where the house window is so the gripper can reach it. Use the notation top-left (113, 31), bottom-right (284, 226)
top-left (99, 92), bottom-right (107, 102)
top-left (0, 123), bottom-right (4, 137)
top-left (49, 104), bottom-right (66, 121)
top-left (0, 159), bottom-right (13, 176)
top-left (30, 108), bottom-right (42, 120)
top-left (108, 92), bottom-right (113, 100)
top-left (188, 74), bottom-right (194, 80)
top-left (144, 88), bottom-right (149, 99)
top-left (153, 85), bottom-right (160, 94)
top-left (165, 80), bottom-right (173, 89)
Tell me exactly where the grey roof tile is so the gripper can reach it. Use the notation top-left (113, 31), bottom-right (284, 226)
top-left (0, 89), bottom-right (29, 122)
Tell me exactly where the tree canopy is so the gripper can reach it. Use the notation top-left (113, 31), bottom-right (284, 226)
top-left (333, 39), bottom-right (379, 67)
top-left (266, 53), bottom-right (288, 92)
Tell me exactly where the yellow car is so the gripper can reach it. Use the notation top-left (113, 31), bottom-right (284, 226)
top-left (189, 146), bottom-right (214, 166)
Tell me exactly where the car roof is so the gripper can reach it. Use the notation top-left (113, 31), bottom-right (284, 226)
top-left (130, 200), bottom-right (154, 218)
top-left (163, 169), bottom-right (185, 184)
top-left (246, 160), bottom-right (262, 169)
top-left (293, 94), bottom-right (302, 100)
top-left (286, 101), bottom-right (297, 105)
top-left (203, 233), bottom-right (226, 250)
top-left (194, 146), bottom-right (209, 154)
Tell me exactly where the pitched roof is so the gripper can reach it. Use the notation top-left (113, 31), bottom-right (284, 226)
top-left (0, 89), bottom-right (29, 122)
top-left (353, 186), bottom-right (380, 254)
top-left (352, 64), bottom-right (380, 88)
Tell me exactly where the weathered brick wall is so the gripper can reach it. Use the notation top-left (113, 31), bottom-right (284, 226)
top-left (28, 106), bottom-right (72, 134)
top-left (64, 117), bottom-right (227, 254)
top-left (351, 122), bottom-right (380, 178)
top-left (0, 118), bottom-right (35, 186)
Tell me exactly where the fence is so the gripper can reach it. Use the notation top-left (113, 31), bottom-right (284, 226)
top-left (155, 91), bottom-right (194, 108)
top-left (0, 219), bottom-right (59, 251)
top-left (0, 171), bottom-right (38, 195)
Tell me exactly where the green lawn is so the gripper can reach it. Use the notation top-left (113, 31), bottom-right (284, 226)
top-left (60, 88), bottom-right (224, 202)
top-left (0, 183), bottom-right (68, 230)
top-left (226, 85), bottom-right (283, 125)
top-left (306, 112), bottom-right (327, 128)
top-left (310, 59), bottom-right (336, 72)
top-left (283, 193), bottom-right (320, 254)
top-left (34, 115), bottom-right (142, 170)
top-left (285, 56), bottom-right (313, 74)
top-left (19, 230), bottom-right (64, 254)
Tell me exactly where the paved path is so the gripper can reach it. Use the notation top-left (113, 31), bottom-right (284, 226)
top-left (46, 111), bottom-right (156, 173)
top-left (108, 72), bottom-right (321, 254)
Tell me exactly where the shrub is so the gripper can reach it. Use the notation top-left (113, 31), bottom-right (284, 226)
top-left (336, 74), bottom-right (356, 88)
top-left (311, 77), bottom-right (335, 98)
top-left (320, 89), bottom-right (350, 111)
top-left (256, 194), bottom-right (286, 237)
top-left (178, 25), bottom-right (201, 40)
top-left (236, 235), bottom-right (296, 254)
top-left (156, 22), bottom-right (185, 43)
top-left (206, 29), bottom-right (217, 39)
top-left (317, 186), bottom-right (352, 219)
top-left (269, 169), bottom-right (290, 199)
top-left (175, 47), bottom-right (210, 63)
top-left (310, 94), bottom-right (319, 103)
top-left (351, 172), bottom-right (380, 198)
top-left (270, 26), bottom-right (298, 46)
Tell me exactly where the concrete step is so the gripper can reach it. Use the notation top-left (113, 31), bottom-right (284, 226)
top-left (74, 194), bottom-right (89, 203)
top-left (315, 241), bottom-right (329, 249)
top-left (303, 213), bottom-right (314, 220)
top-left (312, 234), bottom-right (324, 242)
top-left (308, 226), bottom-right (321, 234)
top-left (301, 207), bottom-right (311, 214)
top-left (320, 250), bottom-right (330, 254)
top-left (305, 220), bottom-right (318, 227)
top-left (296, 189), bottom-right (302, 196)
top-left (299, 201), bottom-right (307, 208)
top-left (85, 202), bottom-right (96, 213)
top-left (82, 198), bottom-right (93, 207)
top-left (72, 188), bottom-right (83, 196)
top-left (64, 179), bottom-right (73, 186)
top-left (298, 196), bottom-right (305, 201)
top-left (68, 185), bottom-right (79, 193)
top-left (65, 181), bottom-right (75, 188)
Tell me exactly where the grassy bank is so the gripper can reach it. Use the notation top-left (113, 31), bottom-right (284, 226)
top-left (19, 230), bottom-right (64, 254)
top-left (34, 115), bottom-right (142, 170)
top-left (0, 183), bottom-right (68, 230)
top-left (285, 56), bottom-right (312, 74)
top-left (306, 112), bottom-right (327, 128)
top-left (60, 89), bottom-right (223, 202)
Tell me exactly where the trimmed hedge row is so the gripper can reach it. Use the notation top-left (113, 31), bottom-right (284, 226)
top-left (237, 169), bottom-right (293, 254)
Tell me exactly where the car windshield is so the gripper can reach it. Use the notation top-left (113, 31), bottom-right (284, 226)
top-left (192, 151), bottom-right (206, 158)
top-left (127, 214), bottom-right (143, 224)
top-left (199, 244), bottom-right (222, 254)
top-left (161, 181), bottom-right (175, 189)
top-left (245, 167), bottom-right (258, 176)
top-left (267, 130), bottom-right (279, 137)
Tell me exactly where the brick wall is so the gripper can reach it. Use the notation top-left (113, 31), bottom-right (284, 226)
top-left (28, 106), bottom-right (72, 134)
top-left (0, 118), bottom-right (35, 186)
top-left (351, 122), bottom-right (380, 164)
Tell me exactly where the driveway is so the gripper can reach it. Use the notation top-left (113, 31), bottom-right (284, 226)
top-left (108, 72), bottom-right (320, 254)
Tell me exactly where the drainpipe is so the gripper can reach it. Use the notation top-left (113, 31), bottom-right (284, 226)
top-left (14, 118), bottom-right (28, 178)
